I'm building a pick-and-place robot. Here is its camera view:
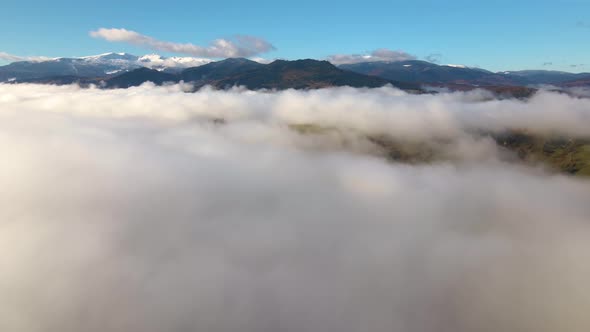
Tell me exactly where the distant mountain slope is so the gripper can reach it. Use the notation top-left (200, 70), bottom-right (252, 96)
top-left (339, 60), bottom-right (493, 84)
top-left (104, 68), bottom-right (179, 88)
top-left (8, 55), bottom-right (589, 93)
top-left (212, 59), bottom-right (411, 90)
top-left (339, 60), bottom-right (590, 86)
top-left (0, 57), bottom-right (123, 82)
top-left (0, 53), bottom-right (212, 82)
top-left (11, 75), bottom-right (99, 85)
top-left (68, 59), bottom-right (416, 91)
top-left (181, 58), bottom-right (264, 82)
top-left (562, 79), bottom-right (590, 87)
top-left (4, 53), bottom-right (590, 89)
top-left (502, 70), bottom-right (590, 85)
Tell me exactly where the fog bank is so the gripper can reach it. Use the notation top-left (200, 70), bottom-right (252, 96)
top-left (1, 84), bottom-right (589, 332)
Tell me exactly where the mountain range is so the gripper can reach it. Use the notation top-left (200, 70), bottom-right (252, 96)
top-left (1, 52), bottom-right (589, 91)
top-left (0, 53), bottom-right (211, 82)
top-left (8, 57), bottom-right (421, 91)
top-left (339, 60), bottom-right (590, 86)
top-left (107, 58), bottom-right (423, 90)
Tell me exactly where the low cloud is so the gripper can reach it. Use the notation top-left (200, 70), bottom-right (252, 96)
top-left (90, 28), bottom-right (276, 58)
top-left (327, 48), bottom-right (417, 65)
top-left (1, 84), bottom-right (590, 332)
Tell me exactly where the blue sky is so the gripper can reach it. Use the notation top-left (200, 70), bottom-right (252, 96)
top-left (1, 0), bottom-right (589, 72)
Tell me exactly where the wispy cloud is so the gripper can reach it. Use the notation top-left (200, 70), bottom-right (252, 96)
top-left (576, 21), bottom-right (590, 29)
top-left (0, 52), bottom-right (53, 63)
top-left (90, 28), bottom-right (275, 58)
top-left (327, 48), bottom-right (416, 65)
top-left (425, 53), bottom-right (442, 64)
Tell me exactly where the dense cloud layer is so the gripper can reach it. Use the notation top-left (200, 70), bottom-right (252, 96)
top-left (1, 84), bottom-right (589, 332)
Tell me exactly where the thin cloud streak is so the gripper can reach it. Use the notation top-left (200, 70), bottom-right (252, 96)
top-left (90, 28), bottom-right (276, 58)
top-left (425, 53), bottom-right (443, 64)
top-left (0, 51), bottom-right (53, 63)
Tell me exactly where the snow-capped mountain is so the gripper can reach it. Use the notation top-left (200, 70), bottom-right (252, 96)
top-left (77, 52), bottom-right (213, 72)
top-left (444, 64), bottom-right (468, 69)
top-left (137, 54), bottom-right (212, 71)
top-left (0, 52), bottom-right (213, 82)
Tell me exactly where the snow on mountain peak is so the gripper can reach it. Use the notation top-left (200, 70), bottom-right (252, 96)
top-left (40, 53), bottom-right (214, 73)
top-left (444, 64), bottom-right (468, 69)
top-left (1, 53), bottom-right (222, 81)
top-left (138, 54), bottom-right (164, 61)
top-left (138, 54), bottom-right (213, 69)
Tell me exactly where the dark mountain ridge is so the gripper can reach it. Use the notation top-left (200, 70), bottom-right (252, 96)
top-left (340, 60), bottom-right (493, 84)
top-left (0, 54), bottom-right (141, 82)
top-left (25, 58), bottom-right (419, 91)
top-left (339, 60), bottom-right (590, 86)
top-left (5, 55), bottom-right (590, 92)
top-left (211, 59), bottom-right (418, 90)
top-left (105, 68), bottom-right (179, 88)
top-left (180, 58), bottom-right (264, 82)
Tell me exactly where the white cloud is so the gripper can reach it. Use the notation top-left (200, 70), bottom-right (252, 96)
top-left (249, 56), bottom-right (276, 64)
top-left (327, 48), bottom-right (417, 65)
top-left (90, 28), bottom-right (275, 58)
top-left (0, 51), bottom-right (53, 63)
top-left (1, 84), bottom-right (590, 332)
